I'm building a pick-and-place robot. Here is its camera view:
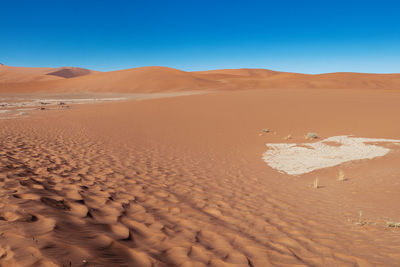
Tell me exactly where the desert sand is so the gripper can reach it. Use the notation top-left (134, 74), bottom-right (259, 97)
top-left (3, 64), bottom-right (400, 93)
top-left (1, 65), bottom-right (400, 266)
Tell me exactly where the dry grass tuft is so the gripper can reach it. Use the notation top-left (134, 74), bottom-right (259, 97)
top-left (313, 178), bottom-right (319, 189)
top-left (305, 132), bottom-right (318, 140)
top-left (338, 170), bottom-right (346, 182)
top-left (356, 211), bottom-right (366, 226)
top-left (387, 221), bottom-right (400, 228)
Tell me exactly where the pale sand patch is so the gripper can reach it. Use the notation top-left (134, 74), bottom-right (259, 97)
top-left (263, 136), bottom-right (400, 175)
top-left (0, 91), bottom-right (204, 119)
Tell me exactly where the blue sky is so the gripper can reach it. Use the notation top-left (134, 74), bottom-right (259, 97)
top-left (2, 0), bottom-right (400, 73)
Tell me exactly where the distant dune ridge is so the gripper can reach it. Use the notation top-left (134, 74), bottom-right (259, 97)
top-left (1, 63), bottom-right (400, 93)
top-left (0, 65), bottom-right (96, 84)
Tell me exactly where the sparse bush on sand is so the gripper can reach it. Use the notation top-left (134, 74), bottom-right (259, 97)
top-left (305, 132), bottom-right (318, 140)
top-left (313, 178), bottom-right (319, 189)
top-left (338, 170), bottom-right (346, 182)
top-left (356, 211), bottom-right (366, 226)
top-left (387, 221), bottom-right (400, 228)
top-left (259, 128), bottom-right (270, 136)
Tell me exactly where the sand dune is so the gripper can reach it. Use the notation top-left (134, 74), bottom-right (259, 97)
top-left (193, 68), bottom-right (284, 78)
top-left (0, 65), bottom-right (96, 84)
top-left (2, 65), bottom-right (400, 93)
top-left (194, 69), bottom-right (400, 90)
top-left (46, 67), bottom-right (94, 79)
top-left (42, 66), bottom-right (221, 93)
top-left (0, 65), bottom-right (63, 83)
top-left (0, 66), bottom-right (220, 93)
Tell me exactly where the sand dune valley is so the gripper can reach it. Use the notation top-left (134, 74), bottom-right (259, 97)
top-left (2, 63), bottom-right (400, 267)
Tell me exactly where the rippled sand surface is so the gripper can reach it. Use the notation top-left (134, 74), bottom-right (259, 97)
top-left (1, 89), bottom-right (400, 266)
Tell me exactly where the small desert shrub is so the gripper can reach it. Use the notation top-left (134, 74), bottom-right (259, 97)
top-left (338, 170), bottom-right (346, 182)
top-left (356, 210), bottom-right (366, 226)
top-left (305, 132), bottom-right (318, 140)
top-left (313, 178), bottom-right (319, 189)
top-left (387, 221), bottom-right (400, 228)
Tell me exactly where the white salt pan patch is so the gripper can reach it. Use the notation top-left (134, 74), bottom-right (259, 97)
top-left (0, 91), bottom-right (205, 119)
top-left (263, 136), bottom-right (400, 175)
top-left (0, 97), bottom-right (128, 109)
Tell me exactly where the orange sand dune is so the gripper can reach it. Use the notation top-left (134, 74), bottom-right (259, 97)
top-left (0, 66), bottom-right (221, 93)
top-left (193, 68), bottom-right (284, 77)
top-left (46, 67), bottom-right (95, 79)
top-left (44, 66), bottom-right (221, 93)
top-left (0, 65), bottom-right (63, 83)
top-left (0, 65), bottom-right (96, 83)
top-left (194, 68), bottom-right (400, 90)
top-left (3, 65), bottom-right (400, 93)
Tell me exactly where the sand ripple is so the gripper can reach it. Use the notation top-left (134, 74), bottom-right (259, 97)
top-left (0, 112), bottom-right (399, 266)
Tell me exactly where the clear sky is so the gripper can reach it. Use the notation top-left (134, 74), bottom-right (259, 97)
top-left (2, 0), bottom-right (400, 73)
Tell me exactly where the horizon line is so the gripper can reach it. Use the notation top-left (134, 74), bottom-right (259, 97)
top-left (1, 62), bottom-right (400, 76)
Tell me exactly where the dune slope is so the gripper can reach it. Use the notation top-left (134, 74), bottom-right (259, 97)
top-left (46, 67), bottom-right (94, 79)
top-left (193, 69), bottom-right (400, 90)
top-left (0, 66), bottom-right (221, 93)
top-left (0, 65), bottom-right (96, 84)
top-left (2, 66), bottom-right (400, 93)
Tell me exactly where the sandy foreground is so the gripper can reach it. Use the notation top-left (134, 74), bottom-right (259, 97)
top-left (1, 88), bottom-right (400, 266)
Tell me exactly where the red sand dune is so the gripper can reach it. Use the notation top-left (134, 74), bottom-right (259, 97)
top-left (46, 67), bottom-right (95, 79)
top-left (0, 66), bottom-right (220, 93)
top-left (0, 65), bottom-right (64, 83)
top-left (43, 66), bottom-right (222, 93)
top-left (0, 65), bottom-right (96, 84)
top-left (2, 65), bottom-right (400, 93)
top-left (194, 69), bottom-right (400, 90)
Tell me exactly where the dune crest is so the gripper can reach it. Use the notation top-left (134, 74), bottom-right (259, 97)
top-left (46, 67), bottom-right (94, 78)
top-left (2, 65), bottom-right (400, 93)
